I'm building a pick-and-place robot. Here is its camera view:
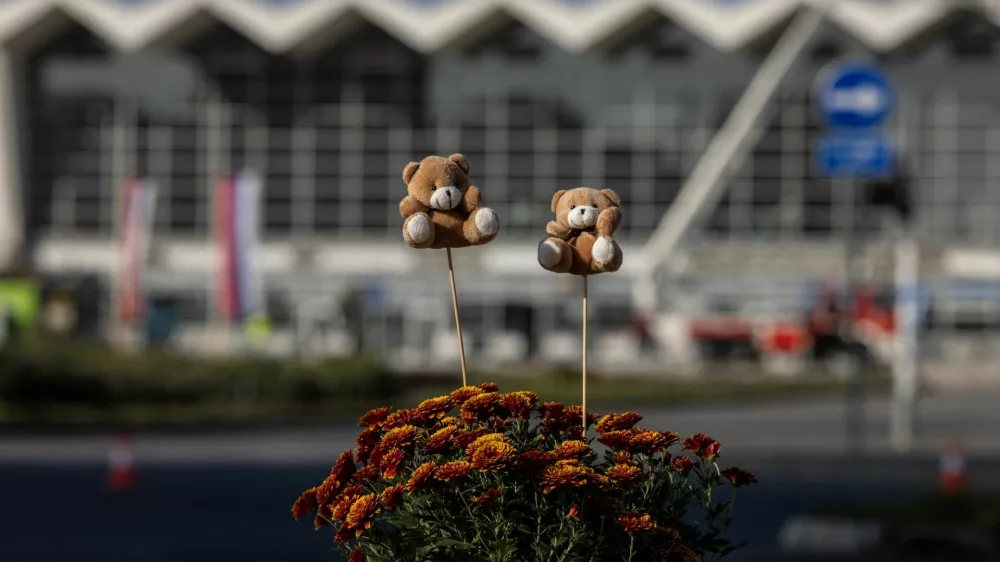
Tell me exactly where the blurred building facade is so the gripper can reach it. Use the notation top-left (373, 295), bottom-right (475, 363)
top-left (1, 0), bottom-right (1000, 377)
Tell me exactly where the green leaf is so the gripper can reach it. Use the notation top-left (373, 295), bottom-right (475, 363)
top-left (431, 538), bottom-right (475, 550)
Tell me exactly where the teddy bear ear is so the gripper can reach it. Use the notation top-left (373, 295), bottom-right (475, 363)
top-left (601, 189), bottom-right (621, 207)
top-left (449, 153), bottom-right (470, 175)
top-left (402, 161), bottom-right (420, 184)
top-left (550, 190), bottom-right (567, 214)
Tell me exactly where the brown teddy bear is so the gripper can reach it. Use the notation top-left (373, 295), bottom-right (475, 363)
top-left (538, 187), bottom-right (623, 275)
top-left (399, 154), bottom-right (499, 249)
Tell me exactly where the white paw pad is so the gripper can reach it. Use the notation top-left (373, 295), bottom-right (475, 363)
top-left (592, 236), bottom-right (616, 266)
top-left (538, 240), bottom-right (562, 269)
top-left (475, 208), bottom-right (499, 237)
top-left (406, 214), bottom-right (431, 244)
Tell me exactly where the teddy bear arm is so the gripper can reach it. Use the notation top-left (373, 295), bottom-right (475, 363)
top-left (596, 207), bottom-right (621, 236)
top-left (546, 221), bottom-right (574, 240)
top-left (399, 195), bottom-right (429, 218)
top-left (460, 186), bottom-right (482, 214)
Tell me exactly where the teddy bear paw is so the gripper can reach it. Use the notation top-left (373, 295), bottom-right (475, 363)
top-left (592, 236), bottom-right (617, 267)
top-left (475, 208), bottom-right (499, 237)
top-left (405, 214), bottom-right (432, 245)
top-left (538, 239), bottom-right (563, 269)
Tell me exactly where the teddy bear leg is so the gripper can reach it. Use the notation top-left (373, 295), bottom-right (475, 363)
top-left (403, 212), bottom-right (435, 248)
top-left (591, 236), bottom-right (623, 273)
top-left (537, 237), bottom-right (573, 273)
top-left (463, 207), bottom-right (499, 245)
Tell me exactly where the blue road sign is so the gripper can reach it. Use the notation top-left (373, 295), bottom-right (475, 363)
top-left (816, 60), bottom-right (893, 129)
top-left (816, 132), bottom-right (894, 179)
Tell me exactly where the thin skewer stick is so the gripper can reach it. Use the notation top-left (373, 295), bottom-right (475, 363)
top-left (582, 275), bottom-right (588, 434)
top-left (446, 248), bottom-right (468, 387)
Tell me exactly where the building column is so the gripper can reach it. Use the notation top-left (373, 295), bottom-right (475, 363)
top-left (0, 47), bottom-right (24, 270)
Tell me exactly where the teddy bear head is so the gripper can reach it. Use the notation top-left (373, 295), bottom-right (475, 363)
top-left (402, 154), bottom-right (471, 211)
top-left (551, 187), bottom-right (621, 231)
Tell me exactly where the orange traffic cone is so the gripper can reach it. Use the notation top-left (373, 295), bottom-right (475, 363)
top-left (939, 437), bottom-right (966, 496)
top-left (107, 434), bottom-right (136, 492)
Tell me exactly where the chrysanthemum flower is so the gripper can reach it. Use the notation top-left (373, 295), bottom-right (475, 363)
top-left (451, 386), bottom-right (485, 402)
top-left (406, 461), bottom-right (437, 494)
top-left (568, 504), bottom-right (580, 519)
top-left (358, 407), bottom-right (391, 429)
top-left (437, 416), bottom-right (460, 427)
top-left (682, 433), bottom-right (720, 459)
top-left (627, 429), bottom-right (673, 455)
top-left (595, 412), bottom-right (643, 433)
top-left (473, 487), bottom-right (501, 505)
top-left (563, 406), bottom-right (599, 428)
top-left (721, 467), bottom-right (757, 487)
top-left (355, 465), bottom-right (379, 481)
top-left (346, 494), bottom-right (381, 536)
top-left (613, 450), bottom-right (633, 464)
top-left (596, 429), bottom-right (634, 449)
top-left (477, 382), bottom-right (499, 392)
top-left (330, 486), bottom-right (363, 521)
top-left (470, 441), bottom-right (517, 472)
top-left (381, 425), bottom-right (420, 450)
top-left (672, 456), bottom-right (694, 475)
top-left (348, 545), bottom-right (366, 562)
top-left (464, 432), bottom-right (510, 457)
top-left (291, 487), bottom-right (317, 520)
top-left (455, 427), bottom-right (488, 449)
top-left (434, 461), bottom-right (473, 483)
top-left (553, 440), bottom-right (592, 460)
top-left (539, 459), bottom-right (594, 494)
top-left (461, 392), bottom-right (499, 422)
top-left (617, 513), bottom-right (656, 534)
top-left (384, 409), bottom-right (427, 430)
top-left (499, 391), bottom-right (538, 420)
top-left (518, 449), bottom-right (556, 472)
top-left (606, 463), bottom-right (642, 484)
top-left (592, 474), bottom-right (615, 491)
top-left (415, 396), bottom-right (457, 420)
top-left (380, 448), bottom-right (406, 480)
top-left (314, 514), bottom-right (329, 530)
top-left (334, 522), bottom-right (354, 544)
top-left (331, 450), bottom-right (357, 483)
top-left (356, 428), bottom-right (380, 449)
top-left (423, 426), bottom-right (459, 454)
top-left (381, 483), bottom-right (405, 511)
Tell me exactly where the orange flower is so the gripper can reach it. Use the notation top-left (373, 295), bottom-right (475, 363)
top-left (346, 494), bottom-right (381, 536)
top-left (331, 450), bottom-right (357, 482)
top-left (437, 416), bottom-right (460, 427)
top-left (415, 396), bottom-right (457, 420)
top-left (406, 461), bottom-right (437, 494)
top-left (593, 474), bottom-right (615, 491)
top-left (628, 430), bottom-right (673, 455)
top-left (499, 391), bottom-right (538, 420)
top-left (330, 485), bottom-right (363, 521)
top-left (314, 514), bottom-right (329, 530)
top-left (451, 386), bottom-right (485, 402)
top-left (334, 522), bottom-right (354, 544)
top-left (348, 546), bottom-right (366, 562)
top-left (568, 504), bottom-right (580, 519)
top-left (540, 402), bottom-right (566, 419)
top-left (464, 433), bottom-right (510, 457)
top-left (460, 392), bottom-right (499, 422)
top-left (683, 433), bottom-right (720, 461)
top-left (384, 409), bottom-right (427, 429)
top-left (355, 465), bottom-right (379, 481)
top-left (423, 426), bottom-right (459, 454)
top-left (380, 448), bottom-right (406, 480)
top-left (606, 463), bottom-right (642, 484)
top-left (381, 425), bottom-right (420, 450)
top-left (518, 449), bottom-right (556, 472)
top-left (356, 428), bottom-right (380, 449)
top-left (553, 440), bottom-right (592, 460)
top-left (597, 429), bottom-right (635, 449)
top-left (291, 487), bottom-right (318, 520)
top-left (358, 407), bottom-right (391, 429)
top-left (613, 451), bottom-right (634, 464)
top-left (672, 456), bottom-right (694, 475)
top-left (455, 427), bottom-right (488, 449)
top-left (721, 467), bottom-right (757, 487)
top-left (435, 461), bottom-right (472, 483)
top-left (539, 459), bottom-right (594, 494)
top-left (473, 487), bottom-right (501, 505)
top-left (563, 405), bottom-right (598, 427)
top-left (470, 441), bottom-right (517, 472)
top-left (617, 513), bottom-right (656, 534)
top-left (660, 431), bottom-right (681, 449)
top-left (381, 483), bottom-right (405, 511)
top-left (477, 382), bottom-right (499, 392)
top-left (595, 412), bottom-right (644, 433)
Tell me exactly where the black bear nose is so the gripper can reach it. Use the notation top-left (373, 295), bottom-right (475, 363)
top-left (578, 208), bottom-right (585, 214)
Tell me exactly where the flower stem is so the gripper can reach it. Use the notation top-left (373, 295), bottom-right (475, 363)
top-left (626, 535), bottom-right (636, 562)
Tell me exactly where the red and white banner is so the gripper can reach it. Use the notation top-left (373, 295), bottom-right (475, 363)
top-left (117, 178), bottom-right (158, 325)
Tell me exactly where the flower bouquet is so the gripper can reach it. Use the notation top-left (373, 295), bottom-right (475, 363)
top-left (292, 382), bottom-right (756, 562)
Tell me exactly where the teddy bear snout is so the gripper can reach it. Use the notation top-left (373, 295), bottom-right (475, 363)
top-left (430, 185), bottom-right (462, 210)
top-left (568, 206), bottom-right (599, 229)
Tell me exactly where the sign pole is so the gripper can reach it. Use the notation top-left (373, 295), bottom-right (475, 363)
top-left (890, 231), bottom-right (920, 452)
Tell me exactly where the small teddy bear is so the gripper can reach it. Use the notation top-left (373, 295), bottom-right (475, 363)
top-left (537, 187), bottom-right (623, 275)
top-left (399, 154), bottom-right (500, 249)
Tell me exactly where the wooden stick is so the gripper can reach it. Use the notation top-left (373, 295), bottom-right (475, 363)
top-left (582, 275), bottom-right (588, 434)
top-left (446, 248), bottom-right (468, 387)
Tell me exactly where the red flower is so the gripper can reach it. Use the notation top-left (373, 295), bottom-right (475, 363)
top-left (606, 463), bottom-right (642, 484)
top-left (595, 412), bottom-right (643, 433)
top-left (597, 429), bottom-right (635, 449)
top-left (331, 450), bottom-right (357, 483)
top-left (348, 546), bottom-right (366, 562)
top-left (671, 456), bottom-right (694, 476)
top-left (381, 425), bottom-right (420, 450)
top-left (358, 407), bottom-right (391, 429)
top-left (473, 487), bottom-right (501, 505)
top-left (422, 426), bottom-right (459, 454)
top-left (617, 512), bottom-right (656, 534)
top-left (460, 392), bottom-right (499, 422)
top-left (499, 391), bottom-right (538, 420)
top-left (539, 460), bottom-right (594, 494)
top-left (553, 440), bottom-right (592, 460)
top-left (291, 487), bottom-right (317, 520)
top-left (380, 448), bottom-right (406, 480)
top-left (518, 449), bottom-right (556, 472)
top-left (613, 451), bottom-right (633, 464)
top-left (455, 427), bottom-right (488, 449)
top-left (721, 467), bottom-right (758, 487)
top-left (415, 396), bottom-right (457, 420)
top-left (477, 382), bottom-right (499, 392)
top-left (381, 483), bottom-right (405, 511)
top-left (435, 461), bottom-right (472, 483)
top-left (384, 409), bottom-right (427, 429)
top-left (451, 386), bottom-right (485, 402)
top-left (346, 494), bottom-right (381, 537)
top-left (683, 433), bottom-right (721, 461)
top-left (330, 485), bottom-right (363, 521)
top-left (470, 441), bottom-right (517, 472)
top-left (334, 522), bottom-right (354, 544)
top-left (540, 402), bottom-right (565, 419)
top-left (568, 504), bottom-right (580, 519)
top-left (563, 406), bottom-right (598, 428)
top-left (355, 465), bottom-right (379, 482)
top-left (314, 514), bottom-right (329, 530)
top-left (406, 461), bottom-right (437, 494)
top-left (627, 430), bottom-right (673, 455)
